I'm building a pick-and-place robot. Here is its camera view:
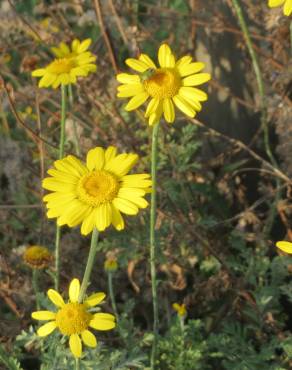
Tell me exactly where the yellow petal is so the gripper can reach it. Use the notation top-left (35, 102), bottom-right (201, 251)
top-left (86, 147), bottom-right (105, 171)
top-left (121, 174), bottom-right (152, 188)
top-left (42, 178), bottom-right (76, 192)
top-left (125, 58), bottom-right (149, 72)
top-left (183, 73), bottom-right (211, 87)
top-left (89, 313), bottom-right (116, 331)
top-left (148, 101), bottom-right (163, 126)
top-left (32, 68), bottom-right (46, 77)
top-left (117, 83), bottom-right (144, 98)
top-left (163, 98), bottom-right (175, 123)
top-left (178, 86), bottom-right (208, 102)
top-left (124, 92), bottom-right (149, 111)
top-left (105, 146), bottom-right (117, 162)
top-left (139, 54), bottom-right (156, 68)
top-left (284, 0), bottom-right (292, 15)
top-left (69, 334), bottom-right (82, 358)
top-left (268, 0), bottom-right (285, 7)
top-left (276, 241), bottom-right (292, 254)
top-left (85, 292), bottom-right (106, 307)
top-left (47, 289), bottom-right (65, 308)
top-left (175, 55), bottom-right (192, 68)
top-left (145, 97), bottom-right (160, 118)
top-left (104, 153), bottom-right (138, 177)
top-left (113, 198), bottom-right (139, 215)
top-left (81, 208), bottom-right (97, 236)
top-left (158, 44), bottom-right (175, 68)
top-left (81, 330), bottom-right (97, 347)
top-left (111, 204), bottom-right (125, 231)
top-left (177, 62), bottom-right (205, 77)
top-left (37, 321), bottom-right (57, 337)
top-left (69, 278), bottom-right (80, 303)
top-left (95, 203), bottom-right (112, 231)
top-left (78, 38), bottom-right (92, 53)
top-left (71, 39), bottom-right (80, 52)
top-left (116, 73), bottom-right (140, 84)
top-left (32, 311), bottom-right (56, 321)
top-left (173, 95), bottom-right (196, 117)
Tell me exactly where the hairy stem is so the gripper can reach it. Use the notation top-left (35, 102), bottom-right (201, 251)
top-left (78, 228), bottom-right (99, 302)
top-left (150, 122), bottom-right (160, 369)
top-left (54, 84), bottom-right (67, 290)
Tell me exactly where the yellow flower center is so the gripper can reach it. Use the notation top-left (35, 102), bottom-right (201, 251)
top-left (47, 58), bottom-right (75, 74)
top-left (77, 170), bottom-right (119, 207)
top-left (144, 68), bottom-right (181, 99)
top-left (55, 303), bottom-right (92, 335)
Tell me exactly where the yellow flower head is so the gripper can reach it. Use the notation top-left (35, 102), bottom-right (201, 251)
top-left (104, 257), bottom-right (118, 272)
top-left (276, 241), bottom-right (292, 254)
top-left (32, 38), bottom-right (96, 89)
top-left (172, 303), bottom-right (187, 317)
top-left (117, 44), bottom-right (211, 126)
top-left (32, 278), bottom-right (115, 358)
top-left (268, 0), bottom-right (292, 16)
top-left (42, 146), bottom-right (151, 235)
top-left (23, 245), bottom-right (53, 269)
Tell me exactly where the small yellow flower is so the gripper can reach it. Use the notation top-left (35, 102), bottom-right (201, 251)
top-left (32, 278), bottom-right (115, 358)
top-left (268, 0), bottom-right (292, 16)
top-left (276, 241), bottom-right (292, 254)
top-left (104, 257), bottom-right (118, 272)
top-left (42, 146), bottom-right (151, 235)
top-left (117, 44), bottom-right (211, 125)
top-left (23, 245), bottom-right (53, 269)
top-left (172, 303), bottom-right (187, 317)
top-left (32, 39), bottom-right (96, 89)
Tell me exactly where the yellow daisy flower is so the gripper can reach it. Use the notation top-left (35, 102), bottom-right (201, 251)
top-left (32, 278), bottom-right (115, 358)
top-left (32, 39), bottom-right (96, 89)
top-left (268, 0), bottom-right (292, 16)
top-left (23, 245), bottom-right (53, 269)
top-left (117, 44), bottom-right (211, 125)
top-left (42, 146), bottom-right (151, 235)
top-left (172, 303), bottom-right (187, 317)
top-left (276, 241), bottom-right (292, 254)
top-left (51, 38), bottom-right (92, 59)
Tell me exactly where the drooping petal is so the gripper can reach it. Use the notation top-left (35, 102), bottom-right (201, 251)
top-left (81, 330), bottom-right (97, 347)
top-left (111, 204), bottom-right (125, 231)
top-left (37, 321), bottom-right (57, 337)
top-left (69, 278), bottom-right (80, 303)
top-left (173, 95), bottom-right (196, 117)
top-left (85, 292), bottom-right (106, 307)
top-left (32, 311), bottom-right (56, 321)
top-left (124, 92), bottom-right (149, 111)
top-left (163, 98), bottom-right (175, 123)
top-left (69, 334), bottom-right (82, 358)
top-left (81, 208), bottom-right (97, 236)
top-left (47, 289), bottom-right (65, 308)
top-left (145, 97), bottom-right (160, 118)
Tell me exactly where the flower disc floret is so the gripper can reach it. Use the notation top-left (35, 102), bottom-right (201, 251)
top-left (32, 278), bottom-right (116, 358)
top-left (55, 302), bottom-right (92, 335)
top-left (42, 146), bottom-right (151, 235)
top-left (77, 170), bottom-right (119, 207)
top-left (117, 43), bottom-right (211, 125)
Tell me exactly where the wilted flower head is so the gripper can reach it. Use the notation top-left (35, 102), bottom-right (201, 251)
top-left (23, 245), bottom-right (53, 269)
top-left (104, 256), bottom-right (118, 272)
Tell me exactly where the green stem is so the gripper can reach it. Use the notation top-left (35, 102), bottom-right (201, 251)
top-left (75, 358), bottom-right (80, 370)
top-left (78, 228), bottom-right (99, 303)
top-left (68, 84), bottom-right (81, 156)
top-left (32, 269), bottom-right (40, 310)
top-left (54, 84), bottom-right (67, 290)
top-left (150, 122), bottom-right (160, 369)
top-left (108, 272), bottom-right (119, 322)
top-left (231, 0), bottom-right (277, 168)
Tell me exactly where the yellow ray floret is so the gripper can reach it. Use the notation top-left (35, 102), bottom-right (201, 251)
top-left (268, 0), bottom-right (292, 16)
top-left (276, 241), bottom-right (292, 254)
top-left (32, 278), bottom-right (115, 358)
top-left (172, 302), bottom-right (187, 317)
top-left (32, 38), bottom-right (96, 88)
top-left (117, 43), bottom-right (211, 125)
top-left (42, 146), bottom-right (152, 235)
